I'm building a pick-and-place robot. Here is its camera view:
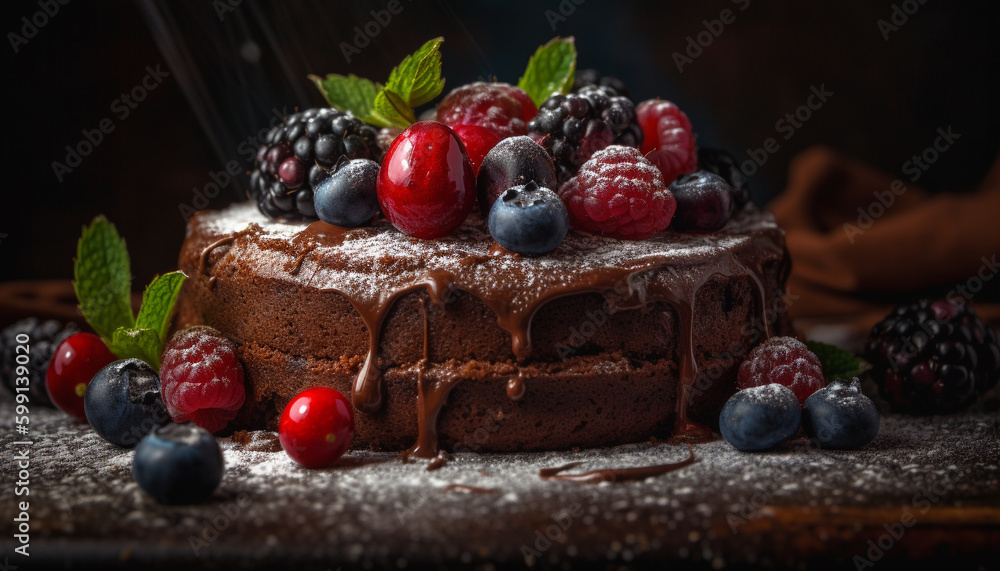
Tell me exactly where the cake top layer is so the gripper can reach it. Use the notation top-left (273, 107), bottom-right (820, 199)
top-left (193, 201), bottom-right (785, 299)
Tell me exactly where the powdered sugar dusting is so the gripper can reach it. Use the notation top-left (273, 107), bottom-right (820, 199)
top-left (197, 201), bottom-right (782, 312)
top-left (4, 401), bottom-right (997, 567)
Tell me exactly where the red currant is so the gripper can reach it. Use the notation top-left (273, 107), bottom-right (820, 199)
top-left (278, 387), bottom-right (355, 468)
top-left (377, 121), bottom-right (476, 239)
top-left (46, 333), bottom-right (116, 422)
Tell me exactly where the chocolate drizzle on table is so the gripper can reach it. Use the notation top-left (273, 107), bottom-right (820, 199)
top-left (539, 444), bottom-right (696, 483)
top-left (194, 203), bottom-right (786, 458)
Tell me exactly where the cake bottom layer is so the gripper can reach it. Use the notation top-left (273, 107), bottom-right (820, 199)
top-left (232, 339), bottom-right (763, 452)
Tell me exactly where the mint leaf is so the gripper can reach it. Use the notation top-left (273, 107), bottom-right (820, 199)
top-left (370, 88), bottom-right (416, 129)
top-left (109, 327), bottom-right (163, 369)
top-left (384, 37), bottom-right (445, 108)
top-left (807, 340), bottom-right (867, 382)
top-left (135, 271), bottom-right (187, 346)
top-left (309, 73), bottom-right (382, 119)
top-left (74, 216), bottom-right (134, 340)
top-left (518, 36), bottom-right (577, 107)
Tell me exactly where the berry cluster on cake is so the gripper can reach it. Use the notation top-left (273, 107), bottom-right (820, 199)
top-left (176, 37), bottom-right (791, 455)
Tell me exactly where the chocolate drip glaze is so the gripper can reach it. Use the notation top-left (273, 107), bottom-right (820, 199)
top-left (198, 236), bottom-right (235, 272)
top-left (189, 203), bottom-right (786, 452)
top-left (506, 372), bottom-right (526, 401)
top-left (539, 444), bottom-right (696, 483)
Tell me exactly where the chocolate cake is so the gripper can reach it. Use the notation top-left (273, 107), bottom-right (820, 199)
top-left (176, 201), bottom-right (789, 455)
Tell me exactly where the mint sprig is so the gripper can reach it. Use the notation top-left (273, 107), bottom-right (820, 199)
top-left (74, 216), bottom-right (187, 369)
top-left (74, 216), bottom-right (133, 340)
top-left (308, 73), bottom-right (382, 120)
top-left (110, 327), bottom-right (164, 370)
top-left (518, 36), bottom-right (577, 107)
top-left (136, 271), bottom-right (187, 347)
top-left (310, 37), bottom-right (445, 129)
top-left (806, 340), bottom-right (869, 382)
top-left (384, 37), bottom-right (445, 108)
top-left (371, 89), bottom-right (416, 128)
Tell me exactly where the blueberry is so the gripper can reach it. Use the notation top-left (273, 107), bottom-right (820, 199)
top-left (719, 384), bottom-right (801, 451)
top-left (802, 378), bottom-right (879, 449)
top-left (313, 157), bottom-right (380, 227)
top-left (84, 359), bottom-right (169, 448)
top-left (477, 136), bottom-right (557, 215)
top-left (669, 171), bottom-right (734, 232)
top-left (133, 423), bottom-right (224, 505)
top-left (488, 182), bottom-right (568, 256)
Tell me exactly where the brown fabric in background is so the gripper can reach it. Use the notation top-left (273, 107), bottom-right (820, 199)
top-left (770, 146), bottom-right (1000, 333)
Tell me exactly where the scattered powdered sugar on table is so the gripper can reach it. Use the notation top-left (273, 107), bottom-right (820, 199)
top-left (2, 401), bottom-right (996, 568)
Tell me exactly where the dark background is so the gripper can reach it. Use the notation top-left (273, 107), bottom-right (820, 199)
top-left (3, 0), bottom-right (999, 289)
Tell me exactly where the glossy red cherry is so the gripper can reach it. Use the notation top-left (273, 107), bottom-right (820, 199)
top-left (450, 124), bottom-right (502, 176)
top-left (377, 121), bottom-right (476, 239)
top-left (46, 333), bottom-right (116, 422)
top-left (278, 387), bottom-right (355, 468)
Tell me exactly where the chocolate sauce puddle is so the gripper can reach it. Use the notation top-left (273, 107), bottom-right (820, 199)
top-left (442, 484), bottom-right (499, 494)
top-left (539, 444), bottom-right (696, 484)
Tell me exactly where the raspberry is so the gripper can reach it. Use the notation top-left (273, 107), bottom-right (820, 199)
top-left (249, 108), bottom-right (383, 220)
top-left (436, 82), bottom-right (538, 139)
top-left (528, 86), bottom-right (643, 184)
top-left (637, 99), bottom-right (698, 185)
top-left (558, 145), bottom-right (676, 240)
top-left (864, 299), bottom-right (1000, 414)
top-left (738, 336), bottom-right (825, 406)
top-left (159, 326), bottom-right (246, 434)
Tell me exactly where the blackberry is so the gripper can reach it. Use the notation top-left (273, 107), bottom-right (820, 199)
top-left (528, 85), bottom-right (643, 183)
top-left (1, 318), bottom-right (79, 406)
top-left (864, 299), bottom-right (1000, 414)
top-left (249, 108), bottom-right (383, 220)
top-left (698, 148), bottom-right (750, 209)
top-left (572, 68), bottom-right (630, 98)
